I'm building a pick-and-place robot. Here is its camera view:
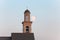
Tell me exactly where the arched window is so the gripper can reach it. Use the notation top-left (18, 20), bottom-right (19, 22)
top-left (26, 26), bottom-right (29, 28)
top-left (26, 26), bottom-right (29, 33)
top-left (26, 16), bottom-right (28, 21)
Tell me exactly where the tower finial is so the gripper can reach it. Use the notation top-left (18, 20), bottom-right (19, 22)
top-left (26, 6), bottom-right (28, 10)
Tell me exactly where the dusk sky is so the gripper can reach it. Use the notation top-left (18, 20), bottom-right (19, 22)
top-left (0, 0), bottom-right (60, 40)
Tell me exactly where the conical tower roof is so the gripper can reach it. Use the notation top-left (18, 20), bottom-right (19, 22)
top-left (24, 9), bottom-right (30, 13)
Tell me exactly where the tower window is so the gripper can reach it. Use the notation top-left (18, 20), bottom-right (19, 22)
top-left (26, 26), bottom-right (29, 28)
top-left (26, 16), bottom-right (28, 21)
top-left (26, 29), bottom-right (29, 32)
top-left (26, 26), bottom-right (29, 33)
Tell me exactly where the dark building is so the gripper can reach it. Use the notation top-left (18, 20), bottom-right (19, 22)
top-left (0, 9), bottom-right (35, 40)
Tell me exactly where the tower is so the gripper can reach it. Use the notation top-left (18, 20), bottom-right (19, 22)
top-left (12, 9), bottom-right (35, 40)
top-left (22, 9), bottom-right (32, 33)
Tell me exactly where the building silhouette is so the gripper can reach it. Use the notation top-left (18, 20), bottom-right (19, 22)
top-left (0, 9), bottom-right (35, 40)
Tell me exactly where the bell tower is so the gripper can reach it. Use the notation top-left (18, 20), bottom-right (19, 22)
top-left (22, 9), bottom-right (32, 33)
